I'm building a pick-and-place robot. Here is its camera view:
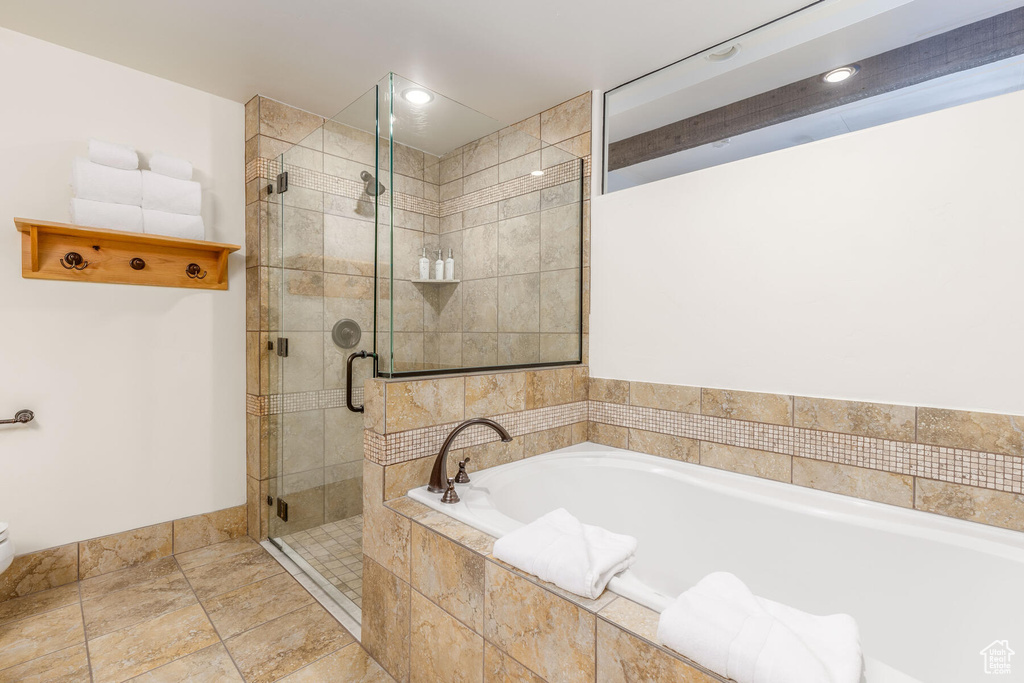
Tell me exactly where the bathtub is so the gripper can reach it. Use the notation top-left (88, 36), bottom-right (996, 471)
top-left (409, 443), bottom-right (1024, 683)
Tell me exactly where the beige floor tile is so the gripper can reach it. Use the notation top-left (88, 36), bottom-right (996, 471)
top-left (182, 546), bottom-right (284, 600)
top-left (225, 603), bottom-right (354, 683)
top-left (128, 643), bottom-right (243, 682)
top-left (0, 604), bottom-right (85, 671)
top-left (83, 572), bottom-right (196, 639)
top-left (279, 642), bottom-right (392, 682)
top-left (0, 643), bottom-right (90, 683)
top-left (79, 556), bottom-right (180, 601)
top-left (87, 604), bottom-right (219, 683)
top-left (174, 537), bottom-right (261, 572)
top-left (0, 584), bottom-right (80, 627)
top-left (202, 572), bottom-right (314, 639)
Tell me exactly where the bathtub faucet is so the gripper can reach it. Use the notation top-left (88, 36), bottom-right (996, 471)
top-left (428, 418), bottom-right (513, 495)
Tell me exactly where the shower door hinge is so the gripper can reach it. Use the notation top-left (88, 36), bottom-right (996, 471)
top-left (277, 498), bottom-right (289, 522)
top-left (266, 495), bottom-right (273, 506)
top-left (276, 171), bottom-right (289, 193)
top-left (276, 337), bottom-right (289, 357)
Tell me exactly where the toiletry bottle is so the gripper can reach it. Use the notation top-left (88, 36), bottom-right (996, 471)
top-left (445, 248), bottom-right (455, 281)
top-left (419, 247), bottom-right (430, 280)
top-left (434, 249), bottom-right (444, 280)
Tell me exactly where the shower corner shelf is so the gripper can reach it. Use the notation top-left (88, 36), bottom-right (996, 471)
top-left (14, 218), bottom-right (240, 291)
top-left (411, 278), bottom-right (460, 284)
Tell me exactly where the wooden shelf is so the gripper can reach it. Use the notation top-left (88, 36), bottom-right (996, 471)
top-left (411, 279), bottom-right (460, 284)
top-left (15, 218), bottom-right (240, 291)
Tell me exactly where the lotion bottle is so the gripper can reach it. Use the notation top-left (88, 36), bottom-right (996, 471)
top-left (434, 249), bottom-right (444, 280)
top-left (418, 247), bottom-right (430, 280)
top-left (445, 248), bottom-right (455, 280)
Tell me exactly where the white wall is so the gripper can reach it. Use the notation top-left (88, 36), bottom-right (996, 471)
top-left (592, 88), bottom-right (1024, 415)
top-left (0, 28), bottom-right (246, 554)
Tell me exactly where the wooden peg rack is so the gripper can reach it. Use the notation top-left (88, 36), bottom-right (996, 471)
top-left (15, 218), bottom-right (240, 291)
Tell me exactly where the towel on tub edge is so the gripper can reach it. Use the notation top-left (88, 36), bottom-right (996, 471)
top-left (492, 508), bottom-right (637, 599)
top-left (657, 572), bottom-right (863, 683)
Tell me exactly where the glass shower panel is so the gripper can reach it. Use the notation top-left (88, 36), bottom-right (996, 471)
top-left (268, 86), bottom-right (381, 619)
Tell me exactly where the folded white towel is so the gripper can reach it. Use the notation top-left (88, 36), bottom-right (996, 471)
top-left (492, 508), bottom-right (636, 599)
top-left (141, 170), bottom-right (201, 216)
top-left (149, 153), bottom-right (193, 181)
top-left (71, 157), bottom-right (142, 206)
top-left (70, 198), bottom-right (143, 232)
top-left (657, 572), bottom-right (862, 683)
top-left (88, 139), bottom-right (138, 170)
top-left (143, 209), bottom-right (205, 240)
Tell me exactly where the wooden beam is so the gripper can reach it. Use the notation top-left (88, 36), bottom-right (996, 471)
top-left (609, 7), bottom-right (1024, 171)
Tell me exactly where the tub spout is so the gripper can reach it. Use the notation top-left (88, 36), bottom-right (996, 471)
top-left (428, 418), bottom-right (512, 494)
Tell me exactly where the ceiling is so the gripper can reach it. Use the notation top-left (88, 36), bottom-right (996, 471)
top-left (0, 0), bottom-right (812, 123)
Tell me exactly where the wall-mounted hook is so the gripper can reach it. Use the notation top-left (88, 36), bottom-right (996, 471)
top-left (60, 252), bottom-right (88, 270)
top-left (129, 258), bottom-right (146, 270)
top-left (185, 263), bottom-right (207, 279)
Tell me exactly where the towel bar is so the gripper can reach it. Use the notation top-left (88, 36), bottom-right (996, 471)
top-left (0, 409), bottom-right (34, 425)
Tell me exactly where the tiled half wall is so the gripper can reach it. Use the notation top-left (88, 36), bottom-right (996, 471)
top-left (0, 506), bottom-right (247, 603)
top-left (588, 378), bottom-right (1024, 533)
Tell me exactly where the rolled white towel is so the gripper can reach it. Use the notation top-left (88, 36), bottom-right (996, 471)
top-left (71, 157), bottom-right (142, 206)
top-left (142, 170), bottom-right (201, 216)
top-left (88, 139), bottom-right (138, 170)
top-left (149, 153), bottom-right (193, 181)
top-left (70, 198), bottom-right (144, 232)
top-left (143, 210), bottom-right (205, 240)
top-left (657, 572), bottom-right (862, 683)
top-left (492, 508), bottom-right (636, 599)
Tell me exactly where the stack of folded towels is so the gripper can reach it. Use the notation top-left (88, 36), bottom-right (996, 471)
top-left (492, 508), bottom-right (637, 599)
top-left (657, 572), bottom-right (863, 683)
top-left (70, 140), bottom-right (205, 240)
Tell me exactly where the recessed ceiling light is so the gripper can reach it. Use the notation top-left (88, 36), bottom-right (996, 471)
top-left (530, 170), bottom-right (545, 177)
top-left (823, 65), bottom-right (859, 84)
top-left (402, 88), bottom-right (434, 105)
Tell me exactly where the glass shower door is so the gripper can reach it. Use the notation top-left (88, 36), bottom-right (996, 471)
top-left (268, 85), bottom-right (381, 621)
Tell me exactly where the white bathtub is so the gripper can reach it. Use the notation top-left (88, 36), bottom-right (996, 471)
top-left (409, 443), bottom-right (1024, 683)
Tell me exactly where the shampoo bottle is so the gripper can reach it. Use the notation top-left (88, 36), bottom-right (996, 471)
top-left (418, 247), bottom-right (430, 280)
top-left (434, 249), bottom-right (444, 280)
top-left (445, 248), bottom-right (455, 280)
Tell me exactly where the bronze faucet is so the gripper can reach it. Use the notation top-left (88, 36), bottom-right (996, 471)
top-left (428, 418), bottom-right (512, 494)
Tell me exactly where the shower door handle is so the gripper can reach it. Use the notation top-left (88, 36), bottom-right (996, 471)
top-left (346, 351), bottom-right (377, 413)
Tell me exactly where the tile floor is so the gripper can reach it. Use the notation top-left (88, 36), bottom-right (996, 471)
top-left (279, 515), bottom-right (363, 608)
top-left (0, 536), bottom-right (391, 682)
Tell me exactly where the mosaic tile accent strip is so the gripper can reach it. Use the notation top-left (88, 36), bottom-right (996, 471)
top-left (590, 401), bottom-right (1024, 495)
top-left (246, 387), bottom-right (363, 416)
top-left (245, 155), bottom-right (592, 220)
top-left (364, 401), bottom-right (588, 466)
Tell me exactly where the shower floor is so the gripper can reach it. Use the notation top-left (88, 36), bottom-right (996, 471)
top-left (279, 514), bottom-right (363, 608)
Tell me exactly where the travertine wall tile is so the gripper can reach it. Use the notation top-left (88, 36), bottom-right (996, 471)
top-left (386, 378), bottom-right (465, 433)
top-left (465, 372), bottom-right (527, 418)
top-left (627, 429), bottom-right (698, 463)
top-left (590, 378), bottom-right (629, 405)
top-left (0, 544), bottom-right (79, 602)
top-left (540, 93), bottom-right (592, 145)
top-left (792, 458), bottom-right (913, 508)
top-left (411, 525), bottom-right (486, 633)
top-left (596, 619), bottom-right (718, 683)
top-left (410, 591), bottom-right (484, 683)
top-left (385, 456), bottom-right (434, 501)
top-left (915, 479), bottom-right (1024, 532)
top-left (172, 506), bottom-right (247, 555)
top-left (795, 397), bottom-right (915, 441)
top-left (363, 557), bottom-right (411, 683)
top-left (258, 97), bottom-right (325, 145)
top-left (363, 502), bottom-right (411, 581)
top-left (917, 408), bottom-right (1024, 457)
top-left (700, 443), bottom-right (791, 483)
top-left (523, 425), bottom-right (574, 458)
top-left (701, 388), bottom-right (793, 426)
top-left (630, 382), bottom-right (699, 414)
top-left (526, 367), bottom-right (575, 409)
top-left (79, 523), bottom-right (173, 580)
top-left (484, 641), bottom-right (546, 683)
top-left (484, 562), bottom-right (595, 683)
top-left (588, 422), bottom-right (628, 449)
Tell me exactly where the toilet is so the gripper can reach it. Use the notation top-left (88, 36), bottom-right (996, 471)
top-left (0, 522), bottom-right (13, 575)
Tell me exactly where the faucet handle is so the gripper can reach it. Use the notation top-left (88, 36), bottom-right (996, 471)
top-left (441, 477), bottom-right (460, 504)
top-left (454, 457), bottom-right (471, 484)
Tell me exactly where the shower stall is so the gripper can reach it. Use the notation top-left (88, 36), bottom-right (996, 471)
top-left (263, 73), bottom-right (585, 626)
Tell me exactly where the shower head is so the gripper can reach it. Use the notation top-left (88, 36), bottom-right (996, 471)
top-left (360, 170), bottom-right (386, 196)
